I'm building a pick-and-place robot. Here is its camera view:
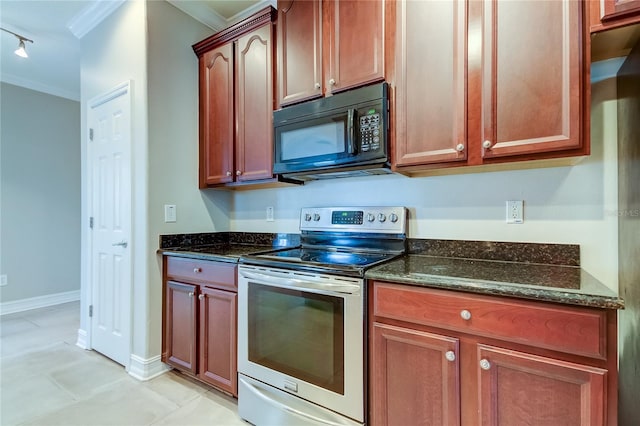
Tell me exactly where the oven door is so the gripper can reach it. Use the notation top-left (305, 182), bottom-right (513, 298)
top-left (238, 265), bottom-right (364, 424)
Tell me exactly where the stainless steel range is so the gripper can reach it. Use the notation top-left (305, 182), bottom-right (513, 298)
top-left (237, 206), bottom-right (407, 426)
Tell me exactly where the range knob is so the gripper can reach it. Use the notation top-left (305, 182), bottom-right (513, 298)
top-left (378, 213), bottom-right (387, 223)
top-left (304, 213), bottom-right (312, 222)
top-left (313, 213), bottom-right (321, 221)
top-left (366, 213), bottom-right (376, 222)
top-left (389, 213), bottom-right (399, 223)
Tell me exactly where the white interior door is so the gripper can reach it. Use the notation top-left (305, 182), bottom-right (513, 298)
top-left (88, 82), bottom-right (132, 366)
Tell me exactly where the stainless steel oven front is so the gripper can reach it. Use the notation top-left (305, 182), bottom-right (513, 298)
top-left (238, 265), bottom-right (365, 426)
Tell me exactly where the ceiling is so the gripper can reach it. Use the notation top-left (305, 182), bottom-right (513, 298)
top-left (0, 0), bottom-right (269, 101)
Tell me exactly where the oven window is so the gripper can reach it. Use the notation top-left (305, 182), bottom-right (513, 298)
top-left (248, 283), bottom-right (345, 394)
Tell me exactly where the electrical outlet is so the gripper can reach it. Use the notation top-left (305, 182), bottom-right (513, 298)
top-left (164, 204), bottom-right (177, 223)
top-left (266, 206), bottom-right (274, 222)
top-left (506, 200), bottom-right (524, 224)
top-left (0, 275), bottom-right (7, 286)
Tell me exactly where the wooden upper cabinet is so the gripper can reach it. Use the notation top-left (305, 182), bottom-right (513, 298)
top-left (478, 345), bottom-right (607, 425)
top-left (277, 0), bottom-right (323, 106)
top-left (325, 0), bottom-right (385, 95)
top-left (235, 24), bottom-right (274, 182)
top-left (479, 0), bottom-right (584, 160)
top-left (276, 0), bottom-right (385, 107)
top-left (590, 0), bottom-right (640, 30)
top-left (394, 0), bottom-right (467, 167)
top-left (200, 43), bottom-right (234, 186)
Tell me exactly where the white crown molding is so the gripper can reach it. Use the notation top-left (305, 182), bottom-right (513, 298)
top-left (0, 73), bottom-right (80, 101)
top-left (0, 290), bottom-right (80, 316)
top-left (66, 0), bottom-right (126, 39)
top-left (166, 0), bottom-right (226, 31)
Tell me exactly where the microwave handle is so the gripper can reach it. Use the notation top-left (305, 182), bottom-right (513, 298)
top-left (347, 108), bottom-right (357, 154)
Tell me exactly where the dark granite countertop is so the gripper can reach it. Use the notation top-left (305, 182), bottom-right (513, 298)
top-left (366, 254), bottom-right (624, 310)
top-left (159, 243), bottom-right (278, 263)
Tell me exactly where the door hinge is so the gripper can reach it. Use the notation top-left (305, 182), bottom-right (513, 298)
top-left (89, 217), bottom-right (94, 229)
top-left (89, 305), bottom-right (93, 317)
top-left (89, 128), bottom-right (94, 141)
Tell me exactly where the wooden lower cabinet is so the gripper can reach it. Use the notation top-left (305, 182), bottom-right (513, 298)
top-left (162, 257), bottom-right (238, 396)
top-left (369, 281), bottom-right (617, 426)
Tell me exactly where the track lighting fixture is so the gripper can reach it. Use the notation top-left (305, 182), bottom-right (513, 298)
top-left (1, 27), bottom-right (33, 58)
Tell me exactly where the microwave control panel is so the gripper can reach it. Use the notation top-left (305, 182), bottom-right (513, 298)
top-left (359, 109), bottom-right (382, 153)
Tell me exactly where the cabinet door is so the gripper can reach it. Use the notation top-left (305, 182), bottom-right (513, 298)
top-left (198, 287), bottom-right (238, 396)
top-left (480, 0), bottom-right (583, 159)
top-left (235, 24), bottom-right (274, 182)
top-left (477, 345), bottom-right (607, 426)
top-left (199, 43), bottom-right (234, 186)
top-left (394, 0), bottom-right (467, 167)
top-left (277, 0), bottom-right (323, 106)
top-left (600, 0), bottom-right (640, 20)
top-left (371, 323), bottom-right (461, 426)
top-left (164, 281), bottom-right (198, 374)
top-left (325, 0), bottom-right (385, 94)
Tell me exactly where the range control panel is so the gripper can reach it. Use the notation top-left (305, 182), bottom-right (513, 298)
top-left (300, 206), bottom-right (407, 234)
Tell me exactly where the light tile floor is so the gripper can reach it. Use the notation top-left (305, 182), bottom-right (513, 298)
top-left (0, 302), bottom-right (246, 426)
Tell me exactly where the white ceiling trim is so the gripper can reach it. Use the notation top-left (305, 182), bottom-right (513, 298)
top-left (1, 73), bottom-right (80, 101)
top-left (166, 0), bottom-right (227, 31)
top-left (66, 0), bottom-right (126, 39)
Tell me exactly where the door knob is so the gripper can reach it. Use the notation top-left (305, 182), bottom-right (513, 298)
top-left (112, 241), bottom-right (128, 248)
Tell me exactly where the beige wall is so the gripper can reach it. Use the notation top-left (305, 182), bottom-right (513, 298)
top-left (0, 83), bottom-right (81, 305)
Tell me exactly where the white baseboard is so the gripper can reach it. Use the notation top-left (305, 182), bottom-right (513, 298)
top-left (128, 353), bottom-right (171, 381)
top-left (0, 290), bottom-right (80, 315)
top-left (76, 328), bottom-right (88, 349)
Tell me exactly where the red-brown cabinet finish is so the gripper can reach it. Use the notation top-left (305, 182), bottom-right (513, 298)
top-left (369, 281), bottom-right (618, 425)
top-left (163, 281), bottom-right (198, 375)
top-left (393, 0), bottom-right (467, 166)
top-left (479, 0), bottom-right (583, 160)
top-left (371, 322), bottom-right (461, 426)
top-left (193, 7), bottom-right (276, 188)
top-left (199, 43), bottom-right (234, 186)
top-left (277, 0), bottom-right (323, 106)
top-left (276, 0), bottom-right (386, 107)
top-left (478, 345), bottom-right (607, 425)
top-left (590, 0), bottom-right (640, 31)
top-left (198, 287), bottom-right (238, 396)
top-left (393, 0), bottom-right (589, 175)
top-left (235, 24), bottom-right (274, 182)
top-left (162, 257), bottom-right (239, 396)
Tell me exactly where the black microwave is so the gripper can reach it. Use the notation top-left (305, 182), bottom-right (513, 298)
top-left (273, 82), bottom-right (390, 181)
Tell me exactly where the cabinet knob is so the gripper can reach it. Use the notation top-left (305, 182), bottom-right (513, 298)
top-left (193, 268), bottom-right (201, 273)
top-left (315, 82), bottom-right (321, 89)
top-left (482, 140), bottom-right (492, 149)
top-left (456, 143), bottom-right (465, 152)
top-left (188, 292), bottom-right (194, 297)
top-left (226, 171), bottom-right (232, 176)
top-left (198, 294), bottom-right (204, 300)
top-left (329, 78), bottom-right (336, 86)
top-left (445, 351), bottom-right (456, 362)
top-left (236, 170), bottom-right (242, 176)
top-left (460, 310), bottom-right (471, 320)
top-left (480, 359), bottom-right (491, 370)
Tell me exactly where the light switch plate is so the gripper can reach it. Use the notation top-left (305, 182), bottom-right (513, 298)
top-left (266, 206), bottom-right (274, 222)
top-left (164, 204), bottom-right (177, 223)
top-left (0, 275), bottom-right (7, 286)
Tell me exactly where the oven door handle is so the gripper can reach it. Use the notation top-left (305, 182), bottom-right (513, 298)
top-left (240, 270), bottom-right (361, 295)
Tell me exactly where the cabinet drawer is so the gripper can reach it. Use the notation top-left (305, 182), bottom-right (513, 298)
top-left (166, 257), bottom-right (237, 290)
top-left (372, 282), bottom-right (606, 359)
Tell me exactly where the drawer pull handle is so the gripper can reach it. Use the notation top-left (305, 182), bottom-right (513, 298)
top-left (480, 359), bottom-right (491, 370)
top-left (188, 292), bottom-right (194, 298)
top-left (193, 268), bottom-right (202, 273)
top-left (445, 351), bottom-right (456, 362)
top-left (460, 309), bottom-right (471, 320)
top-left (198, 294), bottom-right (204, 300)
